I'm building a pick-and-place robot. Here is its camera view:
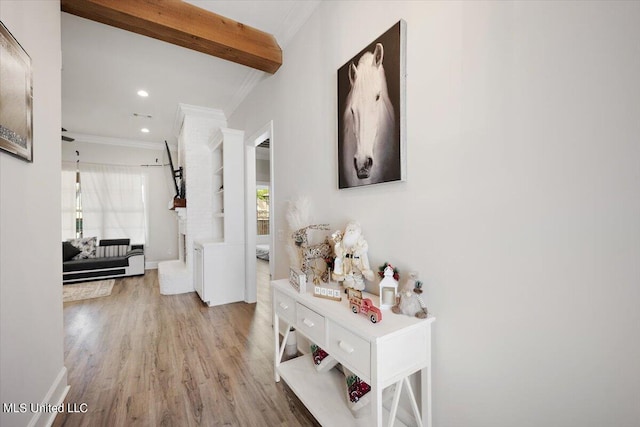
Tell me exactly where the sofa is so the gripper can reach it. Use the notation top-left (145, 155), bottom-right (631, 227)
top-left (63, 238), bottom-right (145, 284)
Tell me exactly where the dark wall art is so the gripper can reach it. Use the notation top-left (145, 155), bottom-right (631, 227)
top-left (337, 20), bottom-right (406, 189)
top-left (0, 20), bottom-right (33, 162)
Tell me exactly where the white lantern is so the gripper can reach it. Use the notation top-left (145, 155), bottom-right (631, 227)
top-left (378, 265), bottom-right (398, 309)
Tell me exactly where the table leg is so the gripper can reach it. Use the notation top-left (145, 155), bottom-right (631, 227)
top-left (421, 365), bottom-right (432, 427)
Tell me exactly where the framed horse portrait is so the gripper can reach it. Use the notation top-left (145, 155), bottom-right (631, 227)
top-left (0, 20), bottom-right (33, 162)
top-left (337, 20), bottom-right (406, 189)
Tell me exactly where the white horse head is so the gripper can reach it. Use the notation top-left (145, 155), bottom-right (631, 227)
top-left (344, 43), bottom-right (395, 182)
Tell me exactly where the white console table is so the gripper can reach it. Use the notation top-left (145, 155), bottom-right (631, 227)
top-left (272, 279), bottom-right (435, 427)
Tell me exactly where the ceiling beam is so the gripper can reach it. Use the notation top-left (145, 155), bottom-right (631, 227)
top-left (60, 0), bottom-right (282, 73)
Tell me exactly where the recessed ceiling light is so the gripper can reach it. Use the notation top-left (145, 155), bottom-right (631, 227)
top-left (137, 90), bottom-right (149, 97)
top-left (141, 128), bottom-right (150, 133)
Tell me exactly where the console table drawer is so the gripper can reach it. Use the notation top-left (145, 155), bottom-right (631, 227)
top-left (327, 321), bottom-right (371, 381)
top-left (274, 292), bottom-right (296, 324)
top-left (296, 303), bottom-right (326, 346)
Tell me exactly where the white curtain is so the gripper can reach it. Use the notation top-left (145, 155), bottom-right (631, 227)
top-left (61, 163), bottom-right (77, 240)
top-left (78, 163), bottom-right (147, 244)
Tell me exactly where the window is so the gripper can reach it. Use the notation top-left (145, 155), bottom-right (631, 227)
top-left (61, 167), bottom-right (78, 239)
top-left (257, 186), bottom-right (269, 235)
top-left (62, 163), bottom-right (147, 243)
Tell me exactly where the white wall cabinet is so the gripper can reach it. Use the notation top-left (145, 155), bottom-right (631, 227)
top-left (272, 279), bottom-right (435, 427)
top-left (194, 128), bottom-right (245, 306)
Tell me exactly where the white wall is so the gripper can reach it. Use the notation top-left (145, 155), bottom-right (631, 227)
top-left (229, 1), bottom-right (640, 426)
top-left (61, 141), bottom-right (179, 267)
top-left (0, 2), bottom-right (68, 426)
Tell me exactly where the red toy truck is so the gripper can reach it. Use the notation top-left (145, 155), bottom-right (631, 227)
top-left (347, 289), bottom-right (382, 323)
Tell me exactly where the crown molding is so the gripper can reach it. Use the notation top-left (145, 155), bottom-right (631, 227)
top-left (275, 0), bottom-right (321, 48)
top-left (172, 103), bottom-right (227, 138)
top-left (224, 69), bottom-right (265, 119)
top-left (64, 132), bottom-right (177, 151)
top-left (222, 1), bottom-right (320, 119)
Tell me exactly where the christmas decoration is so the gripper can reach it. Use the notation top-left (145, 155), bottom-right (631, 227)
top-left (310, 344), bottom-right (338, 372)
top-left (378, 264), bottom-right (399, 309)
top-left (332, 221), bottom-right (374, 291)
top-left (342, 366), bottom-right (372, 418)
top-left (378, 262), bottom-right (399, 281)
top-left (392, 271), bottom-right (428, 319)
top-left (348, 288), bottom-right (382, 323)
top-left (347, 374), bottom-right (371, 403)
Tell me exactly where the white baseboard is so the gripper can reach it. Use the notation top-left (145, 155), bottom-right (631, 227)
top-left (27, 366), bottom-right (70, 427)
top-left (145, 261), bottom-right (159, 270)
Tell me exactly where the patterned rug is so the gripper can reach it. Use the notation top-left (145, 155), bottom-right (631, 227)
top-left (63, 279), bottom-right (115, 303)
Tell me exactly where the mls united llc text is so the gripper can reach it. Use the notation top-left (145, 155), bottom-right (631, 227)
top-left (3, 402), bottom-right (88, 414)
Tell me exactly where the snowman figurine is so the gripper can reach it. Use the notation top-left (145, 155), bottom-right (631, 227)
top-left (392, 272), bottom-right (428, 319)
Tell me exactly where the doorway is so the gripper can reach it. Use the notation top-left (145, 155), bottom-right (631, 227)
top-left (244, 121), bottom-right (274, 303)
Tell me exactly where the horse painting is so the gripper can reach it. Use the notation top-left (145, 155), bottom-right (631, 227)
top-left (338, 21), bottom-right (405, 189)
top-left (342, 43), bottom-right (395, 186)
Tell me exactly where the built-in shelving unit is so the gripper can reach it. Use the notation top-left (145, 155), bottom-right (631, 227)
top-left (211, 137), bottom-right (226, 232)
top-left (194, 128), bottom-right (245, 307)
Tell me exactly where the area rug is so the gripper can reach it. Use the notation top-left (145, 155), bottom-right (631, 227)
top-left (63, 279), bottom-right (114, 303)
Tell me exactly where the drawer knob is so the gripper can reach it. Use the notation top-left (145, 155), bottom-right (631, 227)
top-left (303, 318), bottom-right (314, 328)
top-left (279, 302), bottom-right (289, 310)
top-left (338, 340), bottom-right (354, 354)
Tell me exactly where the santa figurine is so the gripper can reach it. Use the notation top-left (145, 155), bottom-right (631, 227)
top-left (332, 221), bottom-right (374, 291)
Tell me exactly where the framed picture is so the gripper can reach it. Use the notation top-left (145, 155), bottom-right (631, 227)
top-left (337, 20), bottom-right (406, 189)
top-left (289, 267), bottom-right (307, 294)
top-left (0, 20), bottom-right (33, 162)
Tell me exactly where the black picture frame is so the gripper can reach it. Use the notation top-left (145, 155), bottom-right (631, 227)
top-left (337, 20), bottom-right (406, 189)
top-left (0, 20), bottom-right (33, 162)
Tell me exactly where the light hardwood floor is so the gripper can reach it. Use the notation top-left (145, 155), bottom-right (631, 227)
top-left (53, 260), bottom-right (318, 426)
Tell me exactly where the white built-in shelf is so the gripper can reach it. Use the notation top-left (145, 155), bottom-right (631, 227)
top-left (208, 127), bottom-right (243, 245)
top-left (196, 127), bottom-right (244, 307)
top-left (209, 139), bottom-right (223, 152)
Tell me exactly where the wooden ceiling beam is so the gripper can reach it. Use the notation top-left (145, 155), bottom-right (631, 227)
top-left (61, 0), bottom-right (282, 73)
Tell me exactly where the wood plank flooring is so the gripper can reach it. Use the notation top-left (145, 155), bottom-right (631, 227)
top-left (53, 260), bottom-right (318, 426)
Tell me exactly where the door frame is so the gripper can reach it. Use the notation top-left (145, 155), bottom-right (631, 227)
top-left (244, 121), bottom-right (274, 303)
